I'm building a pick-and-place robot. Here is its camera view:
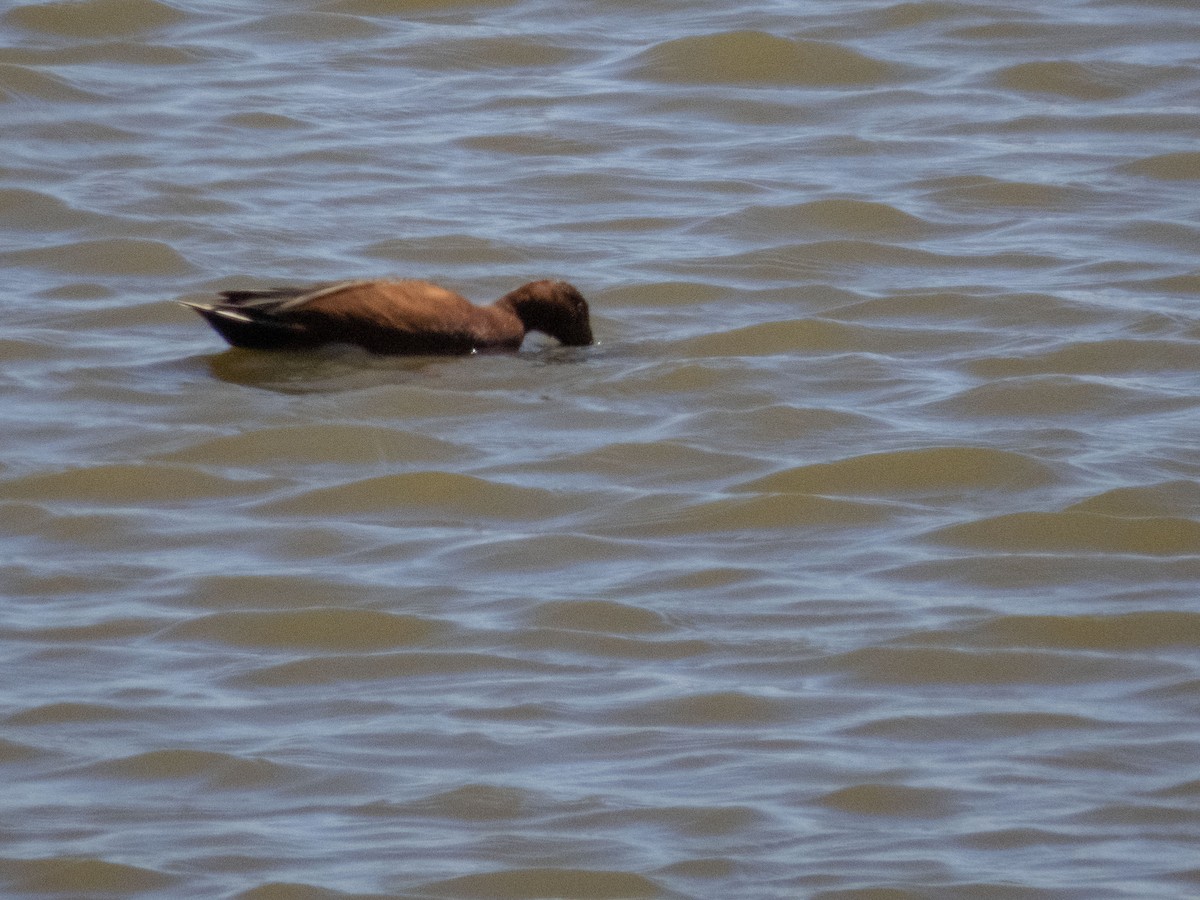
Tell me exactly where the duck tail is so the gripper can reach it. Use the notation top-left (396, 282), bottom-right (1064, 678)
top-left (179, 300), bottom-right (309, 350)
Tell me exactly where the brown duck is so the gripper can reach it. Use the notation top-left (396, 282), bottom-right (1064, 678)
top-left (181, 278), bottom-right (593, 354)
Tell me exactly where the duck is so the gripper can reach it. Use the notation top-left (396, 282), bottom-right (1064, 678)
top-left (181, 278), bottom-right (593, 354)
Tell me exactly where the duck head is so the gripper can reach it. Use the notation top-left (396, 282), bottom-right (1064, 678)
top-left (501, 280), bottom-right (593, 347)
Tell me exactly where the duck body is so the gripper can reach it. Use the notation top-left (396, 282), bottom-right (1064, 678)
top-left (181, 278), bottom-right (592, 354)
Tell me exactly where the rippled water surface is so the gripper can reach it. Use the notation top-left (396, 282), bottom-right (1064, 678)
top-left (3, 1), bottom-right (1200, 897)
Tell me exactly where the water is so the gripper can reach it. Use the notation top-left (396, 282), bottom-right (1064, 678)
top-left (2, 1), bottom-right (1199, 897)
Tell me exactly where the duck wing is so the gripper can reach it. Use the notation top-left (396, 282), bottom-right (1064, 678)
top-left (205, 281), bottom-right (370, 314)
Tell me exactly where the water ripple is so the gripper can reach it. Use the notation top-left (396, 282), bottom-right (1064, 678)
top-left (629, 31), bottom-right (900, 86)
top-left (3, 0), bottom-right (1200, 896)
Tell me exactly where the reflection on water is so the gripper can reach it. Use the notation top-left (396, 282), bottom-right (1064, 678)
top-left (205, 345), bottom-right (444, 392)
top-left (3, 0), bottom-right (1200, 897)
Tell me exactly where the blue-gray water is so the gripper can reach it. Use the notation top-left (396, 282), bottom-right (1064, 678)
top-left (3, 1), bottom-right (1200, 897)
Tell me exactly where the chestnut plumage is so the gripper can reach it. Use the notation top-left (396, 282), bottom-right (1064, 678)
top-left (181, 278), bottom-right (592, 354)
